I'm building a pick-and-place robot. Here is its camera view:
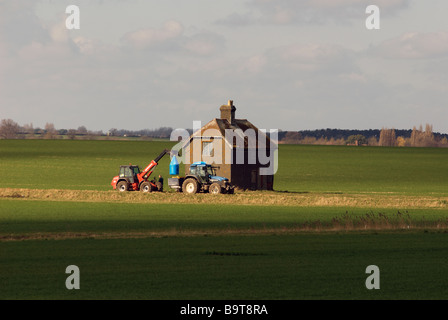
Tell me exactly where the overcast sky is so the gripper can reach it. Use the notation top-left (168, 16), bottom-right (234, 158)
top-left (1, 0), bottom-right (448, 133)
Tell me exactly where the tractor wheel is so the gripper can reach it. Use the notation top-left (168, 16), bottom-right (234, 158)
top-left (182, 178), bottom-right (198, 194)
top-left (117, 181), bottom-right (129, 192)
top-left (209, 183), bottom-right (222, 194)
top-left (140, 181), bottom-right (153, 193)
top-left (156, 182), bottom-right (163, 192)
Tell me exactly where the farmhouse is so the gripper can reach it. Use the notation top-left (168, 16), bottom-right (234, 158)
top-left (182, 100), bottom-right (276, 190)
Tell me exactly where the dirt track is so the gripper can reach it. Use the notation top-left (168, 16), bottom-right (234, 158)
top-left (1, 187), bottom-right (447, 209)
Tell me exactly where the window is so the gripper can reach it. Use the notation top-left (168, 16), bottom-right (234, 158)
top-left (198, 166), bottom-right (207, 177)
top-left (202, 141), bottom-right (214, 157)
top-left (124, 167), bottom-right (133, 178)
top-left (206, 165), bottom-right (216, 176)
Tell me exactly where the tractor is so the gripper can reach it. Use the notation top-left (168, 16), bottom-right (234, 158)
top-left (111, 149), bottom-right (170, 192)
top-left (168, 161), bottom-right (234, 194)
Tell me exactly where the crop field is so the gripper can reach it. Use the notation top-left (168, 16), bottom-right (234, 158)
top-left (1, 140), bottom-right (448, 300)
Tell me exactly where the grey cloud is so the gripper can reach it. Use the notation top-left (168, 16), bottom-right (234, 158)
top-left (183, 33), bottom-right (226, 56)
top-left (2, 0), bottom-right (446, 133)
top-left (120, 21), bottom-right (226, 57)
top-left (120, 20), bottom-right (184, 49)
top-left (0, 10), bottom-right (229, 130)
top-left (217, 0), bottom-right (411, 26)
top-left (0, 0), bottom-right (50, 49)
top-left (215, 12), bottom-right (256, 26)
top-left (371, 31), bottom-right (448, 60)
top-left (265, 43), bottom-right (357, 74)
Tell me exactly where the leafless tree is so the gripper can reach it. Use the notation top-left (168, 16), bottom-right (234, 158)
top-left (409, 124), bottom-right (436, 147)
top-left (0, 119), bottom-right (20, 139)
top-left (379, 128), bottom-right (396, 146)
top-left (44, 122), bottom-right (57, 139)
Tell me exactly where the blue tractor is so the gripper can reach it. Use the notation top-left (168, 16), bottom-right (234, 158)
top-left (168, 161), bottom-right (234, 194)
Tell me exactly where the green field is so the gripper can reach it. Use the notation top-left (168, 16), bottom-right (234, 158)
top-left (277, 144), bottom-right (448, 195)
top-left (1, 140), bottom-right (447, 195)
top-left (0, 140), bottom-right (179, 191)
top-left (3, 233), bottom-right (448, 300)
top-left (1, 139), bottom-right (448, 300)
top-left (2, 199), bottom-right (448, 236)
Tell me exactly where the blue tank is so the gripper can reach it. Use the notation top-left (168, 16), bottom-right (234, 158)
top-left (169, 155), bottom-right (179, 176)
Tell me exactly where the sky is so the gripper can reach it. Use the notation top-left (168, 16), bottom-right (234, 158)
top-left (1, 0), bottom-right (448, 133)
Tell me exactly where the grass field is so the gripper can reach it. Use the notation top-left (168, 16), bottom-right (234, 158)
top-left (2, 199), bottom-right (448, 238)
top-left (1, 140), bottom-right (448, 195)
top-left (1, 139), bottom-right (448, 300)
top-left (2, 232), bottom-right (448, 300)
top-left (277, 144), bottom-right (448, 195)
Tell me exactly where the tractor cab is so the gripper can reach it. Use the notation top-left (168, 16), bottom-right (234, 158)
top-left (189, 162), bottom-right (216, 183)
top-left (119, 165), bottom-right (140, 184)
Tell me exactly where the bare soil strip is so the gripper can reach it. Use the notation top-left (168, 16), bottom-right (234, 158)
top-left (1, 188), bottom-right (447, 209)
top-left (1, 223), bottom-right (447, 242)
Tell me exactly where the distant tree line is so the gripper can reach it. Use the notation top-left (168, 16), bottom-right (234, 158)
top-left (107, 127), bottom-right (178, 139)
top-left (0, 119), bottom-right (179, 140)
top-left (279, 125), bottom-right (448, 148)
top-left (377, 124), bottom-right (448, 147)
top-left (1, 118), bottom-right (447, 148)
top-left (279, 128), bottom-right (382, 141)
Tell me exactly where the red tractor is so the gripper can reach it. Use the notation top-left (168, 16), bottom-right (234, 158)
top-left (111, 149), bottom-right (170, 192)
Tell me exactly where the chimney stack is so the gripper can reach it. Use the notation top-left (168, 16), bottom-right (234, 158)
top-left (220, 99), bottom-right (236, 125)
